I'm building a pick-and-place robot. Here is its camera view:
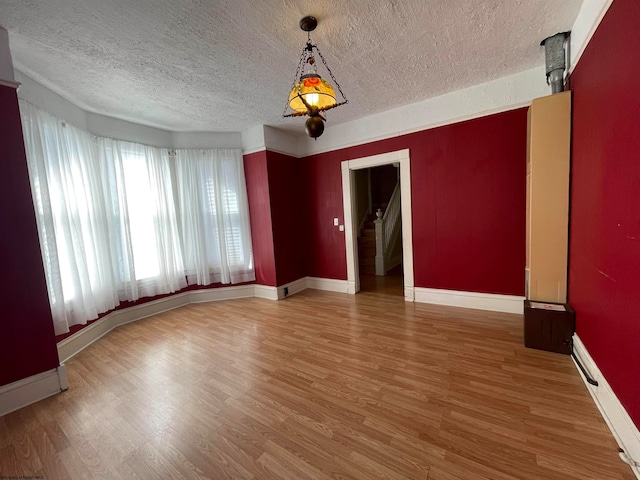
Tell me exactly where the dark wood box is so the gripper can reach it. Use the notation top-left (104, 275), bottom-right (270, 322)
top-left (524, 300), bottom-right (575, 354)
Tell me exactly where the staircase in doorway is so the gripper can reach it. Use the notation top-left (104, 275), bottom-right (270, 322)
top-left (358, 213), bottom-right (378, 275)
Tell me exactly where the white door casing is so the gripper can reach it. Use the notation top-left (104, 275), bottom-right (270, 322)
top-left (341, 149), bottom-right (415, 301)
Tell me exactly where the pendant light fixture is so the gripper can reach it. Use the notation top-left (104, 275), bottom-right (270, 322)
top-left (282, 16), bottom-right (348, 139)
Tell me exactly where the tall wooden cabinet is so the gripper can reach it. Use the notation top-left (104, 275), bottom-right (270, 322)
top-left (526, 91), bottom-right (572, 303)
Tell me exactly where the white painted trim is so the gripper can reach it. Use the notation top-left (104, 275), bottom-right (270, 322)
top-left (56, 279), bottom-right (342, 365)
top-left (569, 0), bottom-right (614, 74)
top-left (254, 284), bottom-right (279, 301)
top-left (342, 149), bottom-right (414, 300)
top-left (414, 287), bottom-right (525, 314)
top-left (8, 0), bottom-right (612, 159)
top-left (0, 366), bottom-right (68, 417)
top-left (57, 277), bottom-right (344, 366)
top-left (241, 124), bottom-right (267, 155)
top-left (277, 277), bottom-right (308, 299)
top-left (263, 125), bottom-right (302, 158)
top-left (301, 68), bottom-right (546, 157)
top-left (57, 364), bottom-right (69, 391)
top-left (404, 286), bottom-right (415, 302)
top-left (241, 146), bottom-right (267, 156)
top-left (58, 285), bottom-right (255, 364)
top-left (188, 285), bottom-right (255, 303)
top-left (58, 291), bottom-right (192, 364)
top-left (0, 78), bottom-right (20, 89)
top-left (342, 165), bottom-right (360, 294)
top-left (572, 335), bottom-right (640, 479)
top-left (306, 277), bottom-right (350, 294)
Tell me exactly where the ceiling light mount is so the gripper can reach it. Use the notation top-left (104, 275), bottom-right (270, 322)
top-left (282, 16), bottom-right (348, 139)
top-left (299, 16), bottom-right (317, 32)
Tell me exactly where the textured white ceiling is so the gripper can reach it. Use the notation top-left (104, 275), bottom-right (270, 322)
top-left (0, 0), bottom-right (582, 133)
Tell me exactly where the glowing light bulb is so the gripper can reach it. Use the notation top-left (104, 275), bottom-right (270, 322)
top-left (305, 93), bottom-right (320, 106)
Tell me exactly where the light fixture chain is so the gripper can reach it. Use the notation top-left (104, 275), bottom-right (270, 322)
top-left (314, 45), bottom-right (348, 103)
top-left (282, 45), bottom-right (309, 117)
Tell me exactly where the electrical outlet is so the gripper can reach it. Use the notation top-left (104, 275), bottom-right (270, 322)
top-left (333, 217), bottom-right (339, 226)
top-left (339, 225), bottom-right (344, 231)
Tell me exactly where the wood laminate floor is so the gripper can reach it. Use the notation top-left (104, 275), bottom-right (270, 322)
top-left (0, 290), bottom-right (634, 479)
top-left (359, 265), bottom-right (404, 296)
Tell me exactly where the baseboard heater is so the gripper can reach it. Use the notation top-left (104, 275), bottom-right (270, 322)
top-left (571, 336), bottom-right (599, 386)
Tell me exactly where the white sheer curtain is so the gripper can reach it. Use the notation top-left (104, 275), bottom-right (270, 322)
top-left (21, 102), bottom-right (121, 334)
top-left (20, 101), bottom-right (254, 335)
top-left (99, 139), bottom-right (186, 298)
top-left (175, 149), bottom-right (255, 285)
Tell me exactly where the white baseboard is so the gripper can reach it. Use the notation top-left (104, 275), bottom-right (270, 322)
top-left (189, 285), bottom-right (256, 303)
top-left (0, 365), bottom-right (68, 417)
top-left (57, 291), bottom-right (192, 364)
top-left (58, 285), bottom-right (255, 364)
top-left (572, 335), bottom-right (640, 478)
top-left (404, 286), bottom-right (415, 302)
top-left (277, 278), bottom-right (307, 299)
top-left (254, 284), bottom-right (279, 301)
top-left (414, 287), bottom-right (525, 314)
top-left (306, 277), bottom-right (350, 294)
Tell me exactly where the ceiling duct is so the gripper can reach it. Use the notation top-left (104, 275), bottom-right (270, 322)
top-left (541, 32), bottom-right (570, 94)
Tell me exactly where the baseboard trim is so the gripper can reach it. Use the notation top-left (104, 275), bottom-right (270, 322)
top-left (58, 277), bottom-right (344, 364)
top-left (57, 291), bottom-right (193, 364)
top-left (254, 285), bottom-right (279, 301)
top-left (306, 277), bottom-right (350, 294)
top-left (404, 286), bottom-right (415, 302)
top-left (277, 278), bottom-right (308, 299)
top-left (189, 285), bottom-right (256, 303)
top-left (0, 365), bottom-right (68, 417)
top-left (414, 287), bottom-right (525, 314)
top-left (58, 285), bottom-right (257, 364)
top-left (572, 335), bottom-right (640, 479)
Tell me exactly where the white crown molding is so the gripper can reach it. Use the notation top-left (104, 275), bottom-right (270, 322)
top-left (415, 287), bottom-right (525, 314)
top-left (263, 125), bottom-right (303, 158)
top-left (569, 0), bottom-right (615, 73)
top-left (10, 0), bottom-right (612, 158)
top-left (281, 1), bottom-right (615, 158)
top-left (0, 78), bottom-right (20, 89)
top-left (0, 365), bottom-right (68, 417)
top-left (572, 335), bottom-right (640, 478)
top-left (298, 67), bottom-right (546, 157)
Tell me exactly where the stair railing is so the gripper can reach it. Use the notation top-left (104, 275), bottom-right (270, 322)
top-left (374, 182), bottom-right (401, 275)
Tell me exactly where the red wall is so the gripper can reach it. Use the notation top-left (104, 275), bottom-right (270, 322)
top-left (243, 151), bottom-right (277, 286)
top-left (302, 152), bottom-right (348, 280)
top-left (304, 109), bottom-right (528, 295)
top-left (569, 0), bottom-right (640, 426)
top-left (266, 151), bottom-right (307, 286)
top-left (0, 85), bottom-right (59, 386)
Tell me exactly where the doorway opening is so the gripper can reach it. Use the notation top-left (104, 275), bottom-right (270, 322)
top-left (353, 164), bottom-right (403, 296)
top-left (341, 149), bottom-right (414, 301)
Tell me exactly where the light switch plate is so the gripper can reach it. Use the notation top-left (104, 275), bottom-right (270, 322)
top-left (339, 225), bottom-right (344, 231)
top-left (333, 217), bottom-right (339, 226)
